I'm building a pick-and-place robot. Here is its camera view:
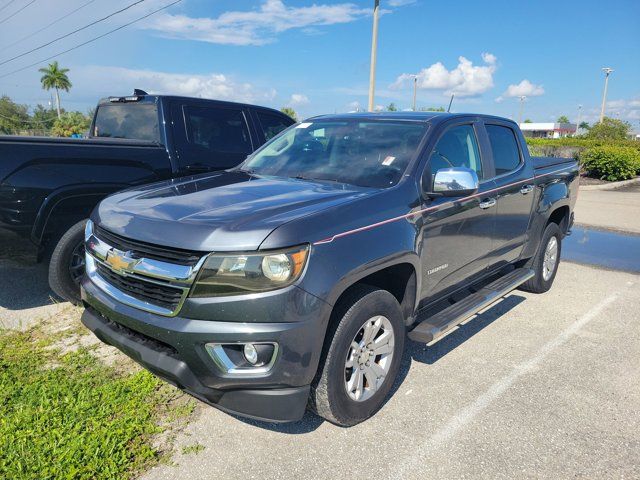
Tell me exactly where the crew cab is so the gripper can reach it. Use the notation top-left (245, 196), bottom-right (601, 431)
top-left (0, 91), bottom-right (294, 302)
top-left (80, 112), bottom-right (579, 426)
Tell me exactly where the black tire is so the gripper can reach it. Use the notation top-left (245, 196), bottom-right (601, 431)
top-left (519, 222), bottom-right (562, 294)
top-left (309, 285), bottom-right (405, 427)
top-left (48, 220), bottom-right (87, 304)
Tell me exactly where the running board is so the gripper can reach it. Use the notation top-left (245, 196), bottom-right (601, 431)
top-left (408, 268), bottom-right (535, 344)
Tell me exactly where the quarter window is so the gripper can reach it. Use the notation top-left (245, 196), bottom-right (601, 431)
top-left (486, 125), bottom-right (521, 175)
top-left (429, 125), bottom-right (483, 179)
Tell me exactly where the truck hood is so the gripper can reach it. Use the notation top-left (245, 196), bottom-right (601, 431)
top-left (94, 170), bottom-right (373, 252)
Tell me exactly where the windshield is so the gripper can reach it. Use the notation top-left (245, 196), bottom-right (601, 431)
top-left (92, 103), bottom-right (160, 142)
top-left (242, 120), bottom-right (428, 188)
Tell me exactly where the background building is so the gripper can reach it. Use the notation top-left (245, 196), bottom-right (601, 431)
top-left (519, 122), bottom-right (577, 138)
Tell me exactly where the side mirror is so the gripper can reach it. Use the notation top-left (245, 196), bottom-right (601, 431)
top-left (428, 167), bottom-right (479, 197)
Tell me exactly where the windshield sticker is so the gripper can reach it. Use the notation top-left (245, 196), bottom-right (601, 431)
top-left (382, 156), bottom-right (396, 166)
top-left (296, 122), bottom-right (313, 129)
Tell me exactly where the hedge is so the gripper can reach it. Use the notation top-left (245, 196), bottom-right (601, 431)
top-left (580, 146), bottom-right (640, 182)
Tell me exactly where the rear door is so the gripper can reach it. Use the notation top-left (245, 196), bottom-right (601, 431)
top-left (253, 109), bottom-right (295, 143)
top-left (481, 121), bottom-right (536, 269)
top-left (170, 101), bottom-right (256, 175)
top-left (418, 119), bottom-right (497, 303)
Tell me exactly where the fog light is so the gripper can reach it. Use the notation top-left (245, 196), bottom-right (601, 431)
top-left (243, 343), bottom-right (258, 365)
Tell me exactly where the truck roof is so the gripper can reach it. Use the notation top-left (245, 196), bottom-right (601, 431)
top-left (308, 111), bottom-right (517, 126)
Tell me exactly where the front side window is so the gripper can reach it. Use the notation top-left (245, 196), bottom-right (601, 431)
top-left (242, 120), bottom-right (428, 188)
top-left (184, 106), bottom-right (252, 154)
top-left (486, 124), bottom-right (521, 176)
top-left (93, 104), bottom-right (159, 142)
top-left (429, 125), bottom-right (482, 179)
top-left (257, 111), bottom-right (293, 141)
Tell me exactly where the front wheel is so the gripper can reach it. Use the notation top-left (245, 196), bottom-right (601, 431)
top-left (48, 220), bottom-right (87, 305)
top-left (519, 222), bottom-right (562, 294)
top-left (309, 285), bottom-right (405, 426)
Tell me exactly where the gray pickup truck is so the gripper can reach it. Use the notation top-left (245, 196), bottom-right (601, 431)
top-left (80, 112), bottom-right (579, 426)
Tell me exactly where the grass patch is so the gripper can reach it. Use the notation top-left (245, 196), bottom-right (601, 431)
top-left (181, 443), bottom-right (205, 455)
top-left (0, 325), bottom-right (194, 479)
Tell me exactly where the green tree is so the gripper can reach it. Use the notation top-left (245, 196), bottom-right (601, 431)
top-left (557, 115), bottom-right (570, 123)
top-left (579, 121), bottom-right (590, 130)
top-left (38, 61), bottom-right (72, 119)
top-left (420, 106), bottom-right (445, 112)
top-left (0, 95), bottom-right (29, 134)
top-left (31, 104), bottom-right (58, 130)
top-left (586, 117), bottom-right (631, 141)
top-left (524, 119), bottom-right (532, 123)
top-left (280, 107), bottom-right (298, 121)
top-left (51, 111), bottom-right (90, 137)
top-left (387, 102), bottom-right (398, 112)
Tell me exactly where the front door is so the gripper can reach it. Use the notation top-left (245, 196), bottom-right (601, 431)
top-left (418, 121), bottom-right (497, 305)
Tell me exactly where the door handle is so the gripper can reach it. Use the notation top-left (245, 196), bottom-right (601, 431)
top-left (479, 198), bottom-right (496, 209)
top-left (520, 184), bottom-right (534, 195)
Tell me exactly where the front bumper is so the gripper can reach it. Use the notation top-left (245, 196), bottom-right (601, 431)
top-left (81, 276), bottom-right (330, 423)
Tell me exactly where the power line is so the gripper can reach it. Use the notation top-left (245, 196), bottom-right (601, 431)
top-left (0, 0), bottom-right (146, 67)
top-left (0, 111), bottom-right (55, 124)
top-left (0, 0), bottom-right (17, 14)
top-left (0, 0), bottom-right (36, 25)
top-left (1, 0), bottom-right (98, 53)
top-left (0, 0), bottom-right (182, 80)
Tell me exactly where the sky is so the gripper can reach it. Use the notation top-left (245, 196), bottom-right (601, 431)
top-left (0, 0), bottom-right (638, 129)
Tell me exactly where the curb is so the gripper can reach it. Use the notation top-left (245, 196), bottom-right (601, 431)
top-left (579, 176), bottom-right (640, 191)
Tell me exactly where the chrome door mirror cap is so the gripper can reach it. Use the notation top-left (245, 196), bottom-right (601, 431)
top-left (429, 167), bottom-right (479, 197)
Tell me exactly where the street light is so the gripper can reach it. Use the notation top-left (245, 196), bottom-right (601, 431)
top-left (599, 67), bottom-right (614, 123)
top-left (518, 95), bottom-right (527, 125)
top-left (412, 75), bottom-right (417, 111)
top-left (367, 0), bottom-right (380, 112)
top-left (575, 104), bottom-right (582, 136)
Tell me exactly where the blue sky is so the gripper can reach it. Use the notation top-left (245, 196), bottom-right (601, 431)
top-left (0, 0), bottom-right (638, 128)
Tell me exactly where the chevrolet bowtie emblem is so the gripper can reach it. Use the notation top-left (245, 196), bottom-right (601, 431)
top-left (105, 249), bottom-right (139, 273)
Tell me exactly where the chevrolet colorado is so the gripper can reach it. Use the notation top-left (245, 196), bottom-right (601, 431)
top-left (80, 112), bottom-right (579, 426)
top-left (0, 90), bottom-right (293, 302)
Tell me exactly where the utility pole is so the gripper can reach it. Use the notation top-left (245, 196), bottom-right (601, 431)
top-left (367, 0), bottom-right (380, 112)
top-left (412, 76), bottom-right (417, 111)
top-left (599, 67), bottom-right (613, 123)
top-left (518, 95), bottom-right (527, 125)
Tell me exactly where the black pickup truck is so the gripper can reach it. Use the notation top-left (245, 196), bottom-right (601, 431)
top-left (81, 112), bottom-right (578, 426)
top-left (0, 91), bottom-right (294, 302)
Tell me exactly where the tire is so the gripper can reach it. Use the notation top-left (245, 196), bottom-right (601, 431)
top-left (309, 285), bottom-right (405, 427)
top-left (48, 220), bottom-right (87, 305)
top-left (519, 222), bottom-right (562, 294)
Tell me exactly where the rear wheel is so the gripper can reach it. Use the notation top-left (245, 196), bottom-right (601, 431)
top-left (519, 222), bottom-right (562, 294)
top-left (48, 220), bottom-right (87, 304)
top-left (309, 285), bottom-right (405, 426)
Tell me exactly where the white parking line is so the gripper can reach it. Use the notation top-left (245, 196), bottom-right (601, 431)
top-left (390, 290), bottom-right (625, 479)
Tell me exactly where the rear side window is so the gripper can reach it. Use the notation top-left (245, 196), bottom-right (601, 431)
top-left (486, 125), bottom-right (521, 176)
top-left (184, 106), bottom-right (252, 154)
top-left (93, 104), bottom-right (160, 142)
top-left (429, 125), bottom-right (483, 179)
top-left (257, 111), bottom-right (292, 141)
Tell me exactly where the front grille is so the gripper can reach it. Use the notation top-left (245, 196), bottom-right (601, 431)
top-left (95, 226), bottom-right (203, 266)
top-left (96, 263), bottom-right (184, 312)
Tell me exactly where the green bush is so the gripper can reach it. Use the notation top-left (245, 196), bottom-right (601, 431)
top-left (580, 146), bottom-right (640, 181)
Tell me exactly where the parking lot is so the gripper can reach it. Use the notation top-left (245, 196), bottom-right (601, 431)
top-left (1, 188), bottom-right (639, 479)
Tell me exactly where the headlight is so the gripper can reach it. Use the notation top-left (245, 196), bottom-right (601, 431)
top-left (190, 245), bottom-right (309, 297)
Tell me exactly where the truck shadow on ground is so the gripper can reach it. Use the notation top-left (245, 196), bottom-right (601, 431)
top-left (0, 260), bottom-right (58, 311)
top-left (233, 294), bottom-right (527, 434)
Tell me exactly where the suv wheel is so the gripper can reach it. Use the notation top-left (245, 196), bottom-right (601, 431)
top-left (310, 285), bottom-right (405, 426)
top-left (48, 220), bottom-right (87, 305)
top-left (519, 222), bottom-right (562, 294)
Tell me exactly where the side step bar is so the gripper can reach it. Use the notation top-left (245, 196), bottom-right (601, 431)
top-left (408, 268), bottom-right (535, 344)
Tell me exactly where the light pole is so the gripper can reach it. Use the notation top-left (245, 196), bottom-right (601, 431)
top-left (575, 104), bottom-right (582, 136)
top-left (412, 75), bottom-right (417, 111)
top-left (599, 67), bottom-right (613, 123)
top-left (367, 0), bottom-right (380, 112)
top-left (518, 95), bottom-right (527, 125)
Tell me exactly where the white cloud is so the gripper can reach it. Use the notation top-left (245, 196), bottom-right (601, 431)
top-left (390, 53), bottom-right (497, 97)
top-left (346, 100), bottom-right (361, 112)
top-left (288, 93), bottom-right (310, 106)
top-left (141, 0), bottom-right (372, 46)
top-left (503, 79), bottom-right (545, 98)
top-left (73, 66), bottom-right (277, 104)
top-left (387, 0), bottom-right (417, 6)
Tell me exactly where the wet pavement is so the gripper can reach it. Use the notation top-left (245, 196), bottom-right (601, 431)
top-left (563, 226), bottom-right (640, 273)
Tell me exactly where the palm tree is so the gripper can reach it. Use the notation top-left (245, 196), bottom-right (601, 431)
top-left (38, 61), bottom-right (72, 119)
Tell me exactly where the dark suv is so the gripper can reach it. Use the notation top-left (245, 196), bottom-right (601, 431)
top-left (81, 112), bottom-right (578, 426)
